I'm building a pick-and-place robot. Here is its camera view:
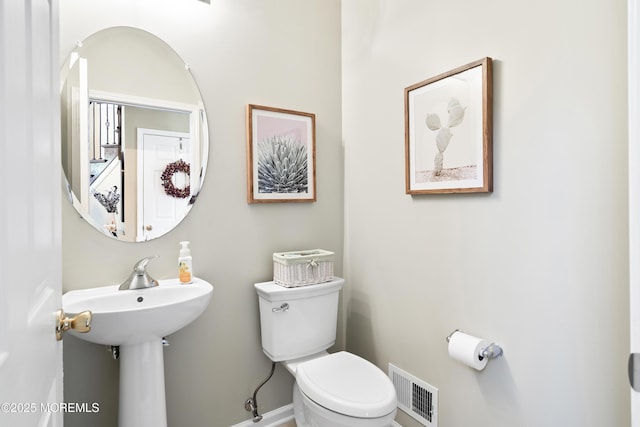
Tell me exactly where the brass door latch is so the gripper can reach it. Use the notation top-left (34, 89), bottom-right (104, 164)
top-left (55, 309), bottom-right (92, 341)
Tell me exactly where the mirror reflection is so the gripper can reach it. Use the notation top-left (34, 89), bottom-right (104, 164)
top-left (60, 27), bottom-right (208, 242)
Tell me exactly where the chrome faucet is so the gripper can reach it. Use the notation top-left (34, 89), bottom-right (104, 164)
top-left (119, 256), bottom-right (159, 290)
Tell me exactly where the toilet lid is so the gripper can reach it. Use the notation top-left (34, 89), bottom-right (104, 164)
top-left (296, 351), bottom-right (397, 418)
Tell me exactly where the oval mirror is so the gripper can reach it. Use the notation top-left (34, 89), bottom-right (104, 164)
top-left (60, 27), bottom-right (208, 242)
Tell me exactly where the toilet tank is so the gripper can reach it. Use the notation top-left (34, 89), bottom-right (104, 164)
top-left (255, 277), bottom-right (344, 362)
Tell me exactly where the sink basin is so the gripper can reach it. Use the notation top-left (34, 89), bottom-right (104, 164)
top-left (63, 277), bottom-right (213, 345)
top-left (62, 277), bottom-right (213, 427)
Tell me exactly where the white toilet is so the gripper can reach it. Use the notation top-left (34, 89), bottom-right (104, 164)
top-left (255, 277), bottom-right (397, 427)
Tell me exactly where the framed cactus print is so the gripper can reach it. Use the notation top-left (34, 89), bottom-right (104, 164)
top-left (246, 104), bottom-right (316, 203)
top-left (405, 57), bottom-right (493, 194)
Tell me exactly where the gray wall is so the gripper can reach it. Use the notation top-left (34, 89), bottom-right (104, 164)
top-left (60, 1), bottom-right (342, 426)
top-left (60, 1), bottom-right (631, 427)
top-left (342, 1), bottom-right (629, 426)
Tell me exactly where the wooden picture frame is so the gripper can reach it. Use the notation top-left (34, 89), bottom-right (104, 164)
top-left (246, 104), bottom-right (316, 203)
top-left (405, 57), bottom-right (493, 194)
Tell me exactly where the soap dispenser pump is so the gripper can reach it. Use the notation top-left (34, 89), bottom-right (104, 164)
top-left (178, 241), bottom-right (193, 284)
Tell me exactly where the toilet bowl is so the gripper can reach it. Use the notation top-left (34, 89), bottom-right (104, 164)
top-left (288, 351), bottom-right (397, 427)
top-left (254, 278), bottom-right (398, 427)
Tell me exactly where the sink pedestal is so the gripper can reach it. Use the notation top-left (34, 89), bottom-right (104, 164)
top-left (62, 278), bottom-right (213, 427)
top-left (119, 340), bottom-right (167, 427)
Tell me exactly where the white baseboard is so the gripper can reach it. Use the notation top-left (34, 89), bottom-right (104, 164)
top-left (229, 403), bottom-right (402, 427)
top-left (229, 404), bottom-right (294, 427)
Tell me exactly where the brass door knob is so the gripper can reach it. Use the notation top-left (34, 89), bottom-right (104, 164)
top-left (145, 225), bottom-right (153, 231)
top-left (55, 309), bottom-right (92, 341)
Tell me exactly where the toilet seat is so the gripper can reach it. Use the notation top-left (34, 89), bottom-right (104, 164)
top-left (295, 351), bottom-right (397, 418)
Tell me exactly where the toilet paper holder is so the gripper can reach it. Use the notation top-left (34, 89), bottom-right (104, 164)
top-left (446, 329), bottom-right (503, 361)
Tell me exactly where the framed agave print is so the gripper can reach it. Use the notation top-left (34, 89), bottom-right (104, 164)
top-left (246, 104), bottom-right (316, 203)
top-left (405, 57), bottom-right (493, 194)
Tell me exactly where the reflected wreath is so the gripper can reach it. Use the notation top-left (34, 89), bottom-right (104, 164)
top-left (161, 159), bottom-right (190, 198)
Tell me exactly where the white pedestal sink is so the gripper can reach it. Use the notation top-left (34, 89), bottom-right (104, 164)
top-left (62, 277), bottom-right (213, 427)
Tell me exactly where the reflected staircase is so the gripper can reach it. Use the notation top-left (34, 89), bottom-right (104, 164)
top-left (89, 101), bottom-right (122, 184)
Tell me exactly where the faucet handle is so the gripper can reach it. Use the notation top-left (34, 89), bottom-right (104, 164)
top-left (133, 255), bottom-right (159, 275)
top-left (119, 255), bottom-right (160, 290)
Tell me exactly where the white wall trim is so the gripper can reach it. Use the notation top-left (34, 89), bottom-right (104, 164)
top-left (228, 404), bottom-right (294, 427)
top-left (631, 0), bottom-right (640, 425)
top-left (226, 403), bottom-right (403, 427)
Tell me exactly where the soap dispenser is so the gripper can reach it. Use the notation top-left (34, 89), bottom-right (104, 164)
top-left (178, 241), bottom-right (193, 284)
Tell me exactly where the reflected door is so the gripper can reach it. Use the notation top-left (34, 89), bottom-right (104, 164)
top-left (138, 129), bottom-right (191, 241)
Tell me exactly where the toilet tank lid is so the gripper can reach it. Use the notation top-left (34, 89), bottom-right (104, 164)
top-left (254, 277), bottom-right (344, 302)
top-left (296, 351), bottom-right (397, 418)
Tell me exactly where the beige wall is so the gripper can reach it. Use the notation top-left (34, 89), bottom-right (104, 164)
top-left (60, 1), bottom-right (342, 426)
top-left (342, 1), bottom-right (629, 426)
top-left (60, 1), bottom-right (631, 426)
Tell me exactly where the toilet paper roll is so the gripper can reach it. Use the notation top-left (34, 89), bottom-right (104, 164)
top-left (447, 331), bottom-right (490, 371)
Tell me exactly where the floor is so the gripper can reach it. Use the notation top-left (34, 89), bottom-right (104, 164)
top-left (277, 421), bottom-right (296, 427)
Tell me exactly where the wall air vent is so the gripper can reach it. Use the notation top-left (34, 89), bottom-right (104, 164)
top-left (389, 363), bottom-right (438, 426)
